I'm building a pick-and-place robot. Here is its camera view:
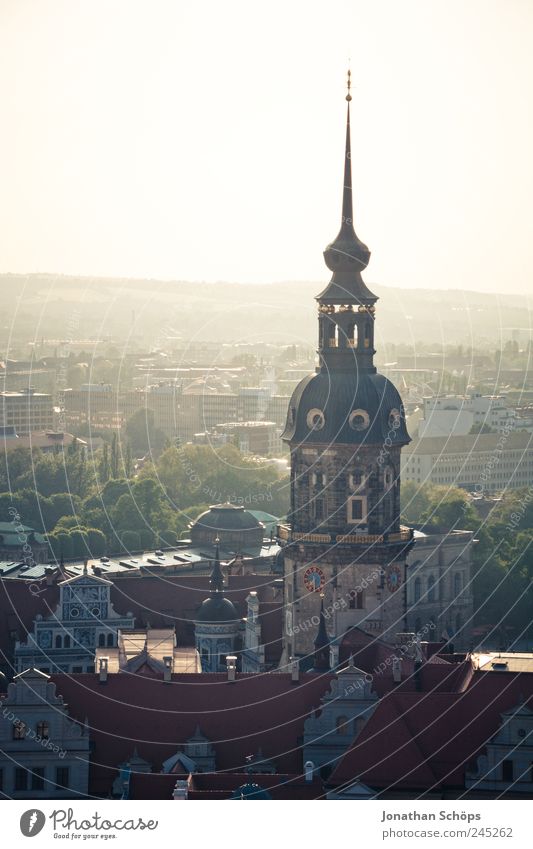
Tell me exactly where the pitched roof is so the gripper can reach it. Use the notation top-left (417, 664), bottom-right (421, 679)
top-left (330, 670), bottom-right (533, 792)
top-left (49, 671), bottom-right (333, 798)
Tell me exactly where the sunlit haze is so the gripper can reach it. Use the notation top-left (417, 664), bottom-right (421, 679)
top-left (1, 0), bottom-right (532, 293)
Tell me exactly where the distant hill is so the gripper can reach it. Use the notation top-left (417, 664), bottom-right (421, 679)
top-left (1, 273), bottom-right (531, 352)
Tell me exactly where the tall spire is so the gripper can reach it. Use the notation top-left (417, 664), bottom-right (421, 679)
top-left (341, 69), bottom-right (354, 239)
top-left (311, 595), bottom-right (330, 672)
top-left (318, 69), bottom-right (375, 306)
top-left (209, 536), bottom-right (224, 594)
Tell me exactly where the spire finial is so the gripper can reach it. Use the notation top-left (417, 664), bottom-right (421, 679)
top-left (346, 68), bottom-right (352, 102)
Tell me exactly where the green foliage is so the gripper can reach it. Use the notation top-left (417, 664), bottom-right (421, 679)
top-left (119, 530), bottom-right (141, 552)
top-left (125, 408), bottom-right (166, 456)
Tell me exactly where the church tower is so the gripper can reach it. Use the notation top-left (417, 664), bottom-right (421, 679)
top-left (280, 73), bottom-right (414, 665)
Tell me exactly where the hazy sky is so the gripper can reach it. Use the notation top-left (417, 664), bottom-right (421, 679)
top-left (1, 0), bottom-right (532, 293)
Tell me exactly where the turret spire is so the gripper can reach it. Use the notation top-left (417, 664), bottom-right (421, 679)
top-left (311, 594), bottom-right (330, 672)
top-left (318, 71), bottom-right (376, 306)
top-left (209, 537), bottom-right (224, 594)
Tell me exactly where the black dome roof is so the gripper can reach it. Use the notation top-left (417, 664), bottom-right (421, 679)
top-left (191, 503), bottom-right (263, 533)
top-left (281, 370), bottom-right (410, 447)
top-left (195, 593), bottom-right (240, 624)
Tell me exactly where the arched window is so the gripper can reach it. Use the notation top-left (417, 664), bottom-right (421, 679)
top-left (354, 716), bottom-right (366, 737)
top-left (55, 635), bottom-right (62, 649)
top-left (63, 635), bottom-right (71, 648)
top-left (454, 573), bottom-right (462, 596)
top-left (98, 634), bottom-right (105, 647)
top-left (414, 577), bottom-right (421, 602)
top-left (106, 633), bottom-right (114, 647)
top-left (336, 716), bottom-right (349, 734)
top-left (36, 721), bottom-right (49, 739)
top-left (428, 575), bottom-right (436, 603)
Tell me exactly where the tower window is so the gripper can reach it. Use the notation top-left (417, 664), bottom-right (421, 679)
top-left (348, 496), bottom-right (367, 524)
top-left (349, 590), bottom-right (364, 609)
top-left (349, 409), bottom-right (369, 431)
top-left (349, 471), bottom-right (364, 491)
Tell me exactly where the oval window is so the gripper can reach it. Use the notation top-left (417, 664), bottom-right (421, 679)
top-left (349, 409), bottom-right (369, 431)
top-left (306, 408), bottom-right (325, 431)
top-left (388, 408), bottom-right (401, 429)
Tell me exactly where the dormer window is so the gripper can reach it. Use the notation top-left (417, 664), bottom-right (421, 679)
top-left (36, 721), bottom-right (49, 739)
top-left (13, 720), bottom-right (27, 740)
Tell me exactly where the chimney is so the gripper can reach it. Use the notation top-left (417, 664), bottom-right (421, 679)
top-left (304, 760), bottom-right (314, 782)
top-left (290, 656), bottom-right (300, 684)
top-left (172, 779), bottom-right (188, 800)
top-left (392, 657), bottom-right (402, 683)
top-left (163, 656), bottom-right (173, 683)
top-left (99, 657), bottom-right (108, 683)
top-left (226, 655), bottom-right (237, 683)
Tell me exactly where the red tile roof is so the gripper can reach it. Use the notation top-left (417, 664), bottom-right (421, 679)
top-left (330, 670), bottom-right (533, 793)
top-left (50, 671), bottom-right (333, 798)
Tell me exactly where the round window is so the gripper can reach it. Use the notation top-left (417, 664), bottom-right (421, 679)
top-left (388, 408), bottom-right (401, 429)
top-left (306, 408), bottom-right (325, 431)
top-left (349, 409), bottom-right (369, 431)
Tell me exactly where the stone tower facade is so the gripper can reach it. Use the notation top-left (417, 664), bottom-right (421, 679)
top-left (280, 75), bottom-right (414, 666)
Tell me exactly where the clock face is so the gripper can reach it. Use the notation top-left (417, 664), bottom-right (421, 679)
top-left (303, 566), bottom-right (326, 593)
top-left (386, 565), bottom-right (402, 592)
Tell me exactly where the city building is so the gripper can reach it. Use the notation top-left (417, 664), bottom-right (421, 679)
top-left (194, 548), bottom-right (241, 672)
top-left (212, 420), bottom-right (278, 455)
top-left (418, 393), bottom-right (517, 438)
top-left (278, 77), bottom-right (414, 662)
top-left (0, 389), bottom-right (54, 435)
top-left (405, 529), bottom-right (475, 651)
top-left (402, 432), bottom-right (533, 492)
top-left (0, 427), bottom-right (87, 455)
top-left (0, 522), bottom-right (49, 565)
top-left (14, 570), bottom-right (135, 674)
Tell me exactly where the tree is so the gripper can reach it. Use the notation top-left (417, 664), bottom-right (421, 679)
top-left (469, 423), bottom-right (494, 434)
top-left (125, 409), bottom-right (166, 456)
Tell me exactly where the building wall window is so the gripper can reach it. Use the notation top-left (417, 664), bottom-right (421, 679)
top-left (454, 572), bottom-right (462, 596)
top-left (13, 720), bottom-right (27, 740)
top-left (428, 575), bottom-right (436, 603)
top-left (36, 721), bottom-right (49, 739)
top-left (414, 577), bottom-right (421, 603)
top-left (31, 767), bottom-right (45, 791)
top-left (55, 635), bottom-right (62, 649)
top-left (55, 767), bottom-right (69, 790)
top-left (336, 716), bottom-right (349, 734)
top-left (349, 589), bottom-right (364, 609)
top-left (347, 496), bottom-right (367, 525)
top-left (502, 760), bottom-right (514, 782)
top-left (15, 768), bottom-right (28, 791)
